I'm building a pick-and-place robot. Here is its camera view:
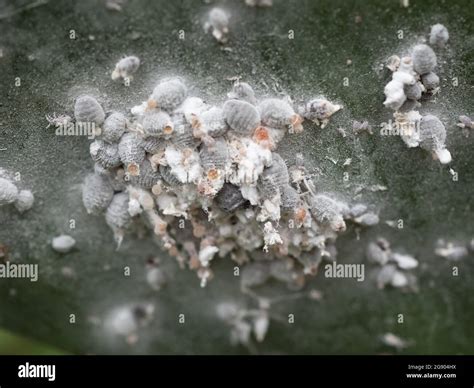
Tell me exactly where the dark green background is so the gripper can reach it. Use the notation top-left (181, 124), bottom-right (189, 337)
top-left (0, 0), bottom-right (473, 354)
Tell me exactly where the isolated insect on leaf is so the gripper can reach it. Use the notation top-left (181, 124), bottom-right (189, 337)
top-left (205, 7), bottom-right (230, 44)
top-left (0, 177), bottom-right (19, 206)
top-left (111, 56), bottom-right (140, 82)
top-left (14, 189), bottom-right (34, 213)
top-left (429, 24), bottom-right (449, 47)
top-left (51, 235), bottom-right (76, 253)
top-left (82, 173), bottom-right (114, 215)
top-left (74, 95), bottom-right (105, 126)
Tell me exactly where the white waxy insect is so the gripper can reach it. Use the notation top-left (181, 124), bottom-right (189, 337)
top-left (383, 58), bottom-right (417, 110)
top-left (82, 173), bottom-right (114, 214)
top-left (228, 81), bottom-right (257, 105)
top-left (253, 311), bottom-right (270, 343)
top-left (141, 136), bottom-right (166, 154)
top-left (171, 114), bottom-right (200, 149)
top-left (199, 106), bottom-right (229, 137)
top-left (354, 212), bottom-right (380, 226)
top-left (435, 240), bottom-right (468, 261)
top-left (106, 307), bottom-right (137, 337)
top-left (301, 98), bottom-right (341, 128)
top-left (178, 97), bottom-right (208, 125)
top-left (164, 146), bottom-right (202, 184)
top-left (240, 261), bottom-right (271, 288)
top-left (128, 186), bottom-right (155, 214)
top-left (245, 0), bottom-right (273, 7)
top-left (105, 0), bottom-right (125, 12)
top-left (309, 194), bottom-right (347, 232)
top-left (264, 223), bottom-right (284, 254)
top-left (102, 112), bottom-right (127, 143)
top-left (149, 78), bottom-right (187, 111)
top-left (457, 115), bottom-right (473, 130)
top-left (74, 95), bottom-right (105, 126)
top-left (259, 98), bottom-right (303, 132)
top-left (390, 252), bottom-right (418, 270)
top-left (142, 111), bottom-right (174, 137)
top-left (172, 129), bottom-right (200, 150)
top-left (376, 264), bottom-right (397, 289)
top-left (366, 241), bottom-right (390, 266)
top-left (111, 56), bottom-right (140, 81)
top-left (223, 99), bottom-right (261, 135)
top-left (128, 197), bottom-right (142, 217)
top-left (384, 82), bottom-right (407, 110)
top-left (411, 44), bottom-right (437, 75)
top-left (386, 55), bottom-right (400, 72)
top-left (106, 192), bottom-right (132, 247)
top-left (216, 301), bottom-right (239, 322)
top-left (0, 177), bottom-right (19, 206)
top-left (421, 72), bottom-right (440, 90)
top-left (259, 153), bottom-right (289, 199)
top-left (130, 158), bottom-right (161, 189)
top-left (205, 7), bottom-right (230, 43)
top-left (199, 245), bottom-right (220, 267)
top-left (200, 138), bottom-right (230, 172)
top-left (146, 266), bottom-right (167, 291)
top-left (394, 110), bottom-right (422, 147)
top-left (391, 270), bottom-right (409, 288)
top-left (90, 140), bottom-right (122, 169)
top-left (280, 184), bottom-right (300, 211)
top-left (350, 203), bottom-right (368, 218)
top-left (118, 132), bottom-right (146, 175)
top-left (429, 24), bottom-right (449, 47)
top-left (159, 165), bottom-right (182, 187)
top-left (418, 114), bottom-right (451, 164)
top-left (214, 183), bottom-right (247, 212)
top-left (52, 235), bottom-right (76, 253)
top-left (404, 82), bottom-right (422, 100)
top-left (14, 190), bottom-right (34, 213)
top-left (380, 333), bottom-right (410, 350)
top-left (105, 303), bottom-right (154, 338)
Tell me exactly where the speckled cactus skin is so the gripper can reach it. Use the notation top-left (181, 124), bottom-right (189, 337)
top-left (0, 0), bottom-right (473, 356)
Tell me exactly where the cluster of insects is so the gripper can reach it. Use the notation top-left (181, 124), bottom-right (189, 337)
top-left (0, 170), bottom-right (34, 214)
top-left (382, 24), bottom-right (452, 164)
top-left (45, 19), bottom-right (466, 349)
top-left (72, 69), bottom-right (388, 300)
top-left (366, 237), bottom-right (419, 291)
